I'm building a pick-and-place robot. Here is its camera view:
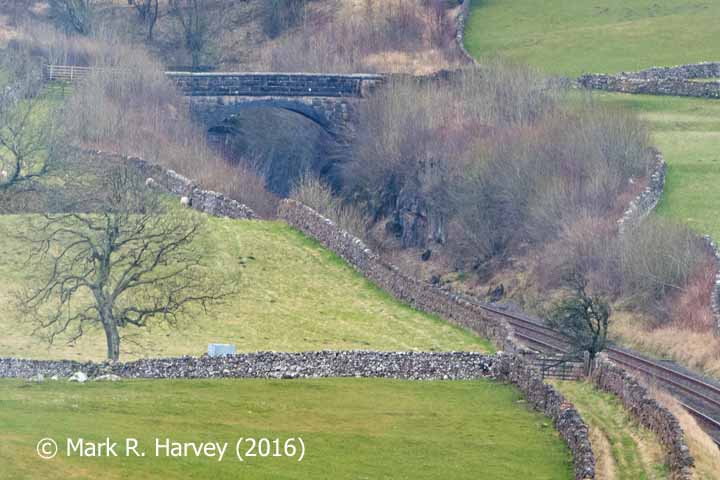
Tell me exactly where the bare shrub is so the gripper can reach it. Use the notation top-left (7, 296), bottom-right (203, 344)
top-left (534, 214), bottom-right (621, 296)
top-left (670, 261), bottom-right (716, 331)
top-left (291, 174), bottom-right (368, 237)
top-left (269, 0), bottom-right (457, 73)
top-left (57, 40), bottom-right (277, 217)
top-left (259, 0), bottom-right (311, 39)
top-left (619, 217), bottom-right (708, 321)
top-left (343, 62), bottom-right (652, 258)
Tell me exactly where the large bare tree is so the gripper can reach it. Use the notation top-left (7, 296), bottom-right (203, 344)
top-left (18, 166), bottom-right (234, 361)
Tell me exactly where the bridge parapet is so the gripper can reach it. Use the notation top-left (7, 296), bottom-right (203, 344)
top-left (166, 72), bottom-right (385, 98)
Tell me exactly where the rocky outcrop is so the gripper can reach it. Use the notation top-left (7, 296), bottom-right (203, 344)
top-left (590, 355), bottom-right (694, 480)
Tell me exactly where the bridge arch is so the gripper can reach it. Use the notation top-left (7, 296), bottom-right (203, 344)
top-left (189, 95), bottom-right (356, 139)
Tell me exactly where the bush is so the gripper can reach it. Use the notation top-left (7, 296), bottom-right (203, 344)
top-left (259, 0), bottom-right (310, 39)
top-left (269, 0), bottom-right (456, 73)
top-left (291, 174), bottom-right (369, 237)
top-left (56, 37), bottom-right (278, 217)
top-left (342, 63), bottom-right (653, 259)
top-left (619, 217), bottom-right (708, 320)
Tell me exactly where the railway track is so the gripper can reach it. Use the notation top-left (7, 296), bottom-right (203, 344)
top-left (474, 301), bottom-right (720, 447)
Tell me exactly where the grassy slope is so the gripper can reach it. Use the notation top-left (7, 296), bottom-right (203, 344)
top-left (0, 378), bottom-right (573, 480)
top-left (553, 381), bottom-right (668, 480)
top-left (0, 215), bottom-right (491, 361)
top-left (465, 0), bottom-right (720, 77)
top-left (465, 0), bottom-right (720, 240)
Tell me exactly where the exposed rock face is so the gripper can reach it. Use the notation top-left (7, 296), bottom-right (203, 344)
top-left (0, 352), bottom-right (493, 380)
top-left (394, 190), bottom-right (446, 248)
top-left (590, 355), bottom-right (694, 480)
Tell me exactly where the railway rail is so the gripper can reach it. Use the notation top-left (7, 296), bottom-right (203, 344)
top-left (475, 300), bottom-right (720, 447)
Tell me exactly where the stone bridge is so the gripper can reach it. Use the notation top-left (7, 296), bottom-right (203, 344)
top-left (166, 72), bottom-right (386, 138)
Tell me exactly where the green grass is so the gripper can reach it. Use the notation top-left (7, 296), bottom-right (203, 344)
top-left (465, 0), bottom-right (720, 77)
top-left (465, 1), bottom-right (720, 240)
top-left (553, 381), bottom-right (668, 480)
top-left (0, 378), bottom-right (573, 480)
top-left (591, 93), bottom-right (720, 238)
top-left (0, 215), bottom-right (492, 361)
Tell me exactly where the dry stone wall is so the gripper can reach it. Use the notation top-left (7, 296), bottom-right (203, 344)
top-left (455, 0), bottom-right (479, 66)
top-left (86, 150), bottom-right (257, 220)
top-left (590, 355), bottom-right (694, 479)
top-left (703, 236), bottom-right (720, 333)
top-left (617, 150), bottom-right (667, 234)
top-left (494, 353), bottom-right (595, 479)
top-left (0, 351), bottom-right (493, 380)
top-left (578, 62), bottom-right (720, 99)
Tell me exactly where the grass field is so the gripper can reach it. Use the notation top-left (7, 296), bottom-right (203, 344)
top-left (0, 215), bottom-right (491, 361)
top-left (465, 0), bottom-right (720, 241)
top-left (465, 0), bottom-right (720, 77)
top-left (0, 378), bottom-right (573, 480)
top-left (553, 381), bottom-right (668, 480)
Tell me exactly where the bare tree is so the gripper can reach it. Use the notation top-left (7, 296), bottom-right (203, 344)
top-left (548, 272), bottom-right (611, 364)
top-left (132, 0), bottom-right (161, 41)
top-left (168, 0), bottom-right (211, 70)
top-left (48, 0), bottom-right (96, 35)
top-left (0, 52), bottom-right (59, 193)
top-left (18, 166), bottom-right (235, 361)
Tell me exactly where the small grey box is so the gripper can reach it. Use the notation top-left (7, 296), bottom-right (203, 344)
top-left (208, 344), bottom-right (236, 357)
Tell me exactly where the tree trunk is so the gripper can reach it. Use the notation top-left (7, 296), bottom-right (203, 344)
top-left (103, 321), bottom-right (121, 362)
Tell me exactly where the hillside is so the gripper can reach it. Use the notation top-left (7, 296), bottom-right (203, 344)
top-left (464, 0), bottom-right (720, 378)
top-left (465, 0), bottom-right (720, 240)
top-left (0, 214), bottom-right (490, 361)
top-left (465, 0), bottom-right (720, 77)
